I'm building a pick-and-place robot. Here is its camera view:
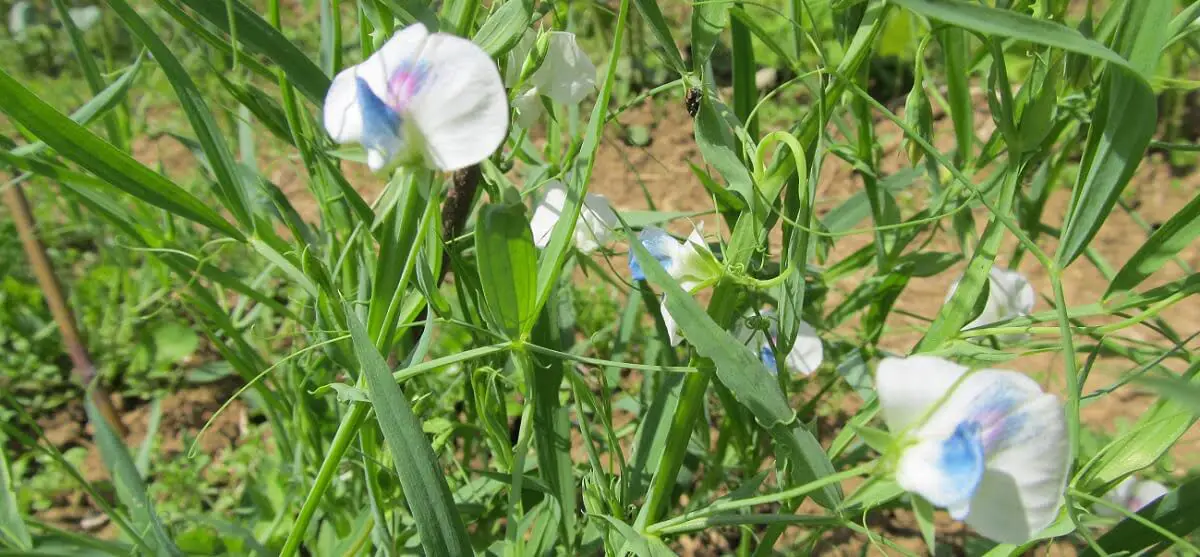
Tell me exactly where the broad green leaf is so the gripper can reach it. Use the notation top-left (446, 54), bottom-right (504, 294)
top-left (0, 449), bottom-right (30, 549)
top-left (1079, 402), bottom-right (1196, 492)
top-left (110, 0), bottom-right (256, 229)
top-left (695, 94), bottom-right (754, 209)
top-left (1107, 192), bottom-right (1200, 296)
top-left (173, 0), bottom-right (331, 104)
top-left (475, 201), bottom-right (538, 339)
top-left (1059, 0), bottom-right (1169, 266)
top-left (1080, 477), bottom-right (1200, 557)
top-left (0, 68), bottom-right (244, 241)
top-left (1139, 376), bottom-right (1200, 416)
top-left (345, 306), bottom-right (472, 557)
top-left (632, 0), bottom-right (686, 74)
top-left (624, 225), bottom-right (841, 508)
top-left (85, 392), bottom-right (181, 556)
top-left (690, 0), bottom-right (729, 72)
top-left (473, 0), bottom-right (532, 56)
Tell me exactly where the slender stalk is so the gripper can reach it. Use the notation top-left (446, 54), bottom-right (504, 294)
top-left (3, 182), bottom-right (126, 436)
top-left (279, 401), bottom-right (370, 557)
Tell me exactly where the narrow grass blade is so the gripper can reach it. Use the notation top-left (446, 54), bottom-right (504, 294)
top-left (109, 0), bottom-right (256, 230)
top-left (175, 0), bottom-right (331, 104)
top-left (84, 391), bottom-right (181, 556)
top-left (0, 68), bottom-right (244, 241)
top-left (937, 28), bottom-right (973, 165)
top-left (1059, 0), bottom-right (1169, 266)
top-left (51, 0), bottom-right (125, 149)
top-left (690, 0), bottom-right (729, 72)
top-left (533, 0), bottom-right (628, 314)
top-left (632, 0), bottom-right (686, 74)
top-left (0, 449), bottom-right (30, 549)
top-left (346, 306), bottom-right (472, 557)
top-left (1106, 192), bottom-right (1200, 297)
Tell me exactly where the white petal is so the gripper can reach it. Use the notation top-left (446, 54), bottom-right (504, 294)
top-left (404, 30), bottom-right (508, 171)
top-left (631, 226), bottom-right (682, 281)
top-left (1130, 480), bottom-right (1169, 511)
top-left (672, 222), bottom-right (719, 284)
top-left (530, 180), bottom-right (567, 248)
top-left (899, 368), bottom-right (1067, 544)
top-left (324, 70), bottom-right (365, 144)
top-left (530, 32), bottom-right (597, 106)
top-left (512, 87), bottom-right (544, 128)
top-left (504, 30), bottom-right (536, 86)
top-left (876, 356), bottom-right (970, 434)
top-left (950, 267), bottom-right (1035, 332)
top-left (960, 388), bottom-right (1069, 543)
top-left (575, 193), bottom-right (618, 253)
top-left (783, 320), bottom-right (823, 376)
top-left (661, 298), bottom-right (682, 347)
top-left (896, 421), bottom-right (986, 513)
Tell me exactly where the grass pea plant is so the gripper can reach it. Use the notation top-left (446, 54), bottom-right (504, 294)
top-left (1, 0), bottom-right (1198, 555)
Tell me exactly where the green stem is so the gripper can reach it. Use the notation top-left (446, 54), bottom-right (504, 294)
top-left (280, 402), bottom-right (370, 557)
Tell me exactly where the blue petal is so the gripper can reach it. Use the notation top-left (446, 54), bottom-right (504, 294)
top-left (630, 228), bottom-right (676, 281)
top-left (760, 345), bottom-right (778, 374)
top-left (939, 421), bottom-right (986, 517)
top-left (356, 77), bottom-right (403, 156)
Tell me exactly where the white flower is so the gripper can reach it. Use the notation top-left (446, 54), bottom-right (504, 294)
top-left (504, 30), bottom-right (596, 128)
top-left (735, 309), bottom-right (823, 376)
top-left (946, 267), bottom-right (1035, 336)
top-left (323, 23), bottom-right (508, 172)
top-left (1101, 477), bottom-right (1169, 516)
top-left (629, 224), bottom-right (722, 346)
top-left (876, 355), bottom-right (1070, 544)
top-left (529, 180), bottom-right (618, 254)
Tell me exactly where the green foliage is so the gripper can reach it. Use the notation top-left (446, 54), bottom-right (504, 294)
top-left (1, 0), bottom-right (1198, 555)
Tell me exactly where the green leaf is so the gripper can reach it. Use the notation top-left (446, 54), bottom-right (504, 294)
top-left (631, 0), bottom-right (686, 74)
top-left (1106, 192), bottom-right (1200, 297)
top-left (0, 68), bottom-right (244, 241)
top-left (85, 391), bottom-right (181, 556)
top-left (0, 449), bottom-right (30, 549)
top-left (109, 0), bottom-right (256, 230)
top-left (912, 497), bottom-right (937, 554)
top-left (593, 514), bottom-right (676, 557)
top-left (1059, 1), bottom-right (1169, 266)
top-left (345, 306), bottom-right (472, 557)
top-left (475, 200), bottom-right (538, 339)
top-left (12, 54), bottom-right (142, 158)
top-left (694, 94), bottom-right (754, 209)
top-left (1139, 376), bottom-right (1200, 416)
top-left (690, 0), bottom-right (729, 72)
top-left (1080, 477), bottom-right (1200, 557)
top-left (1079, 402), bottom-right (1195, 492)
top-left (473, 0), bottom-right (532, 57)
top-left (153, 322), bottom-right (200, 364)
top-left (173, 0), bottom-right (331, 104)
top-left (937, 27), bottom-right (973, 164)
top-left (624, 223), bottom-right (841, 508)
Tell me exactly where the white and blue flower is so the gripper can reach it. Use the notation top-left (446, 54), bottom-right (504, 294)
top-left (323, 23), bottom-right (508, 172)
top-left (946, 267), bottom-right (1035, 338)
top-left (735, 309), bottom-right (823, 376)
top-left (876, 355), bottom-right (1070, 543)
top-left (505, 30), bottom-right (596, 128)
top-left (629, 224), bottom-right (722, 346)
top-left (1102, 476), bottom-right (1169, 515)
top-left (529, 180), bottom-right (618, 254)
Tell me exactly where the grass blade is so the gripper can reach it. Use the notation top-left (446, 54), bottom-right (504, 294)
top-left (109, 0), bottom-right (257, 230)
top-left (0, 68), bottom-right (244, 241)
top-left (346, 306), bottom-right (472, 557)
top-left (1107, 192), bottom-right (1200, 297)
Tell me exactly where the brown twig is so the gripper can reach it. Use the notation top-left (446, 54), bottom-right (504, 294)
top-left (438, 164), bottom-right (481, 285)
top-left (3, 182), bottom-right (128, 436)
